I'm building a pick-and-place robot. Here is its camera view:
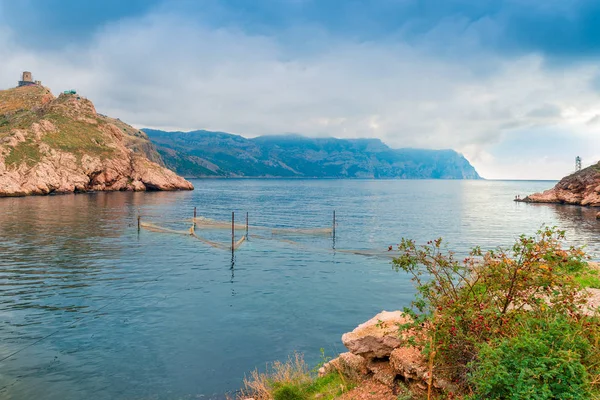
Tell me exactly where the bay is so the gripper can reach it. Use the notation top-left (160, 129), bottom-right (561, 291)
top-left (1, 179), bottom-right (598, 399)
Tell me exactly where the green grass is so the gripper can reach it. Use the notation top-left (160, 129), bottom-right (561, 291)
top-left (304, 372), bottom-right (354, 399)
top-left (43, 113), bottom-right (115, 159)
top-left (575, 267), bottom-right (600, 289)
top-left (5, 139), bottom-right (42, 167)
top-left (272, 373), bottom-right (354, 400)
top-left (0, 110), bottom-right (41, 139)
top-left (240, 353), bottom-right (356, 400)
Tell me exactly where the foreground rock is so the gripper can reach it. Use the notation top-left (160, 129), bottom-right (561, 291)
top-left (0, 85), bottom-right (193, 196)
top-left (522, 163), bottom-right (600, 206)
top-left (327, 310), bottom-right (458, 396)
top-left (341, 310), bottom-right (412, 358)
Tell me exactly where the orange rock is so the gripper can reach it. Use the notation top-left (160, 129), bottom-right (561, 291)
top-left (0, 85), bottom-right (193, 196)
top-left (525, 163), bottom-right (600, 206)
top-left (341, 311), bottom-right (412, 359)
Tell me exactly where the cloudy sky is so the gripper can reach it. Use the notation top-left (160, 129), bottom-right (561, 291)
top-left (1, 0), bottom-right (600, 179)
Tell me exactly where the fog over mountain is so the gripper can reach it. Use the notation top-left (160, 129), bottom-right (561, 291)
top-left (144, 129), bottom-right (481, 179)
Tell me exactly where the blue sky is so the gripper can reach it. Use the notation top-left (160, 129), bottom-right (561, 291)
top-left (2, 0), bottom-right (600, 179)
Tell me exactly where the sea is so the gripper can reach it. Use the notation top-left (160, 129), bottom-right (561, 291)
top-left (1, 179), bottom-right (599, 399)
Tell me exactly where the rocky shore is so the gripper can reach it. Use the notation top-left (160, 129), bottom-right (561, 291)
top-left (0, 85), bottom-right (193, 196)
top-left (317, 297), bottom-right (600, 399)
top-left (521, 162), bottom-right (600, 206)
top-left (318, 311), bottom-right (456, 399)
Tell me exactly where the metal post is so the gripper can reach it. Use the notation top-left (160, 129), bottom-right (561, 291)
top-left (232, 211), bottom-right (235, 252)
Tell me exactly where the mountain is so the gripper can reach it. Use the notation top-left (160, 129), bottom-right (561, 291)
top-left (523, 163), bottom-right (600, 206)
top-left (143, 129), bottom-right (481, 179)
top-left (0, 85), bottom-right (193, 196)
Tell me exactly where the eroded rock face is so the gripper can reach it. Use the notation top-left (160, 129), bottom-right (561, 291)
top-left (341, 310), bottom-right (411, 359)
top-left (389, 346), bottom-right (427, 381)
top-left (367, 360), bottom-right (397, 386)
top-left (524, 163), bottom-right (600, 206)
top-left (0, 86), bottom-right (193, 196)
top-left (318, 352), bottom-right (368, 378)
top-left (335, 310), bottom-right (459, 395)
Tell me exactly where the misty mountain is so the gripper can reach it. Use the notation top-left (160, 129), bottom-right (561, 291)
top-left (143, 129), bottom-right (482, 179)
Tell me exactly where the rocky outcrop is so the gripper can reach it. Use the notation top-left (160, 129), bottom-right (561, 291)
top-left (0, 85), bottom-right (193, 196)
top-left (341, 311), bottom-right (411, 358)
top-left (318, 352), bottom-right (368, 379)
top-left (389, 346), bottom-right (427, 381)
top-left (322, 310), bottom-right (458, 395)
top-left (523, 163), bottom-right (600, 206)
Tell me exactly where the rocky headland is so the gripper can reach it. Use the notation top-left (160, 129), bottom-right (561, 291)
top-left (0, 85), bottom-right (193, 196)
top-left (522, 162), bottom-right (600, 206)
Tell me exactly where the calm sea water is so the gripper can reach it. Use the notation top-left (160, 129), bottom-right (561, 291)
top-left (1, 179), bottom-right (600, 399)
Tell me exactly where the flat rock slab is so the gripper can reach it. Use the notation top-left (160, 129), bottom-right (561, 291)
top-left (342, 310), bottom-right (412, 359)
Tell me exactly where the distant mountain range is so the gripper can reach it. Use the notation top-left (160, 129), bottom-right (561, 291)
top-left (143, 129), bottom-right (482, 179)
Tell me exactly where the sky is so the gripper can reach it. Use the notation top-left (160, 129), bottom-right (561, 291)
top-left (1, 0), bottom-right (600, 179)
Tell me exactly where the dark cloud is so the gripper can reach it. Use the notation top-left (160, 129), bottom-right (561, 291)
top-left (0, 0), bottom-right (161, 48)
top-left (3, 0), bottom-right (600, 60)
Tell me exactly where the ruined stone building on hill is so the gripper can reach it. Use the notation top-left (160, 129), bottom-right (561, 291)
top-left (17, 71), bottom-right (42, 87)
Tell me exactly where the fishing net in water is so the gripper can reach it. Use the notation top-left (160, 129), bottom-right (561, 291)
top-left (192, 216), bottom-right (332, 236)
top-left (140, 213), bottom-right (393, 259)
top-left (269, 227), bottom-right (332, 236)
top-left (189, 224), bottom-right (232, 250)
top-left (193, 217), bottom-right (247, 231)
top-left (140, 221), bottom-right (189, 235)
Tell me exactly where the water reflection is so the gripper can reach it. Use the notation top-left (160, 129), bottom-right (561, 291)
top-left (525, 202), bottom-right (600, 253)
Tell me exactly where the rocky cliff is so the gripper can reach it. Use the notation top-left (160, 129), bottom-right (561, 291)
top-left (144, 129), bottom-right (482, 179)
top-left (0, 86), bottom-right (193, 196)
top-left (523, 162), bottom-right (600, 206)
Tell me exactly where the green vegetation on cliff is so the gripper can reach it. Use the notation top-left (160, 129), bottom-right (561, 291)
top-left (394, 227), bottom-right (599, 398)
top-left (0, 86), bottom-right (162, 166)
top-left (0, 85), bottom-right (192, 196)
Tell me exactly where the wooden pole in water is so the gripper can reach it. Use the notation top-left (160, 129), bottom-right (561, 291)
top-left (333, 210), bottom-right (336, 240)
top-left (137, 215), bottom-right (141, 232)
top-left (194, 207), bottom-right (197, 219)
top-left (232, 211), bottom-right (235, 252)
top-left (246, 212), bottom-right (249, 238)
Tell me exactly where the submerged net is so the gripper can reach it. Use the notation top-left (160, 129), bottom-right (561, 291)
top-left (140, 214), bottom-right (392, 259)
top-left (233, 235), bottom-right (246, 250)
top-left (192, 216), bottom-right (333, 236)
top-left (140, 222), bottom-right (189, 235)
top-left (189, 224), bottom-right (232, 250)
top-left (269, 227), bottom-right (332, 236)
top-left (141, 216), bottom-right (254, 251)
top-left (193, 217), bottom-right (247, 231)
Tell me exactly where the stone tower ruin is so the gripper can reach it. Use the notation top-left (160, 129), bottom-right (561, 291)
top-left (17, 71), bottom-right (40, 87)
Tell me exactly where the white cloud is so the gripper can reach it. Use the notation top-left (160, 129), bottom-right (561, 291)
top-left (1, 11), bottom-right (600, 179)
